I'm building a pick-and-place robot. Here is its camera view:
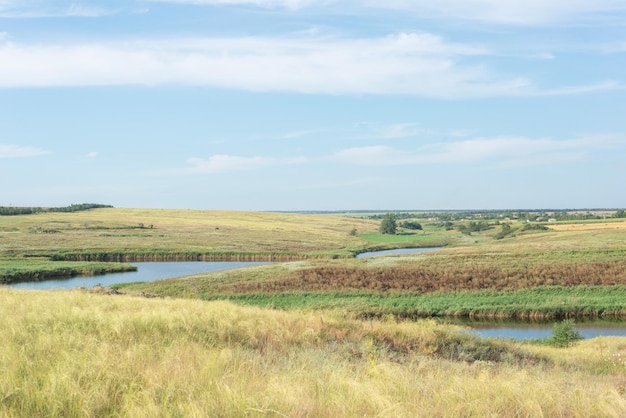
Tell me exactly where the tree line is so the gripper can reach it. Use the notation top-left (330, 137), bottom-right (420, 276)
top-left (0, 203), bottom-right (113, 216)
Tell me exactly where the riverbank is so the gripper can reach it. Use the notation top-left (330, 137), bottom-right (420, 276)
top-left (0, 259), bottom-right (137, 284)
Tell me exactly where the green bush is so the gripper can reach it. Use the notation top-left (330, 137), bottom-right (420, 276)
top-left (548, 319), bottom-right (583, 347)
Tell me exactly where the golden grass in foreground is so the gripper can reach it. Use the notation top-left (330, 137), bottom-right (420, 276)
top-left (1, 289), bottom-right (626, 417)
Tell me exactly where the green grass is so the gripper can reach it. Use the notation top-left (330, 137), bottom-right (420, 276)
top-left (117, 285), bottom-right (626, 320)
top-left (359, 231), bottom-right (451, 246)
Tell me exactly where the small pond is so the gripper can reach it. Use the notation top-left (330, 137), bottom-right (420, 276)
top-left (357, 247), bottom-right (441, 258)
top-left (5, 261), bottom-right (269, 290)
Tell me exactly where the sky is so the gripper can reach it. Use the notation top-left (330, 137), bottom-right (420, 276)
top-left (0, 0), bottom-right (625, 211)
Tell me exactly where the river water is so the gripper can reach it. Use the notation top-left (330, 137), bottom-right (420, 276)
top-left (5, 261), bottom-right (269, 290)
top-left (466, 321), bottom-right (626, 340)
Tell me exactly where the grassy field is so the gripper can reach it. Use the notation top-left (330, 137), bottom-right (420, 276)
top-left (0, 208), bottom-right (385, 260)
top-left (0, 208), bottom-right (392, 282)
top-left (3, 209), bottom-right (626, 415)
top-left (2, 289), bottom-right (626, 417)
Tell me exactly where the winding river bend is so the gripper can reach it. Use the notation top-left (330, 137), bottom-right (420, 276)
top-left (6, 248), bottom-right (439, 290)
top-left (7, 248), bottom-right (626, 339)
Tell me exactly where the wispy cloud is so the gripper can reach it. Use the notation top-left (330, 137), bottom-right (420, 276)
top-left (182, 154), bottom-right (307, 173)
top-left (330, 134), bottom-right (626, 167)
top-left (355, 122), bottom-right (426, 140)
top-left (0, 32), bottom-right (616, 98)
top-left (3, 0), bottom-right (625, 25)
top-left (84, 151), bottom-right (98, 158)
top-left (148, 0), bottom-right (626, 25)
top-left (0, 144), bottom-right (49, 158)
top-left (364, 0), bottom-right (626, 25)
top-left (0, 1), bottom-right (119, 18)
top-left (147, 0), bottom-right (321, 9)
top-left (283, 177), bottom-right (382, 191)
top-left (281, 129), bottom-right (325, 139)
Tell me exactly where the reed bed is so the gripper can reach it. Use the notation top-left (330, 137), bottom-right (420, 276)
top-left (1, 289), bottom-right (626, 417)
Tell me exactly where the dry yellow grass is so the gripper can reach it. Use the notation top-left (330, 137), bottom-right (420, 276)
top-left (1, 288), bottom-right (626, 417)
top-left (0, 208), bottom-right (380, 258)
top-left (549, 220), bottom-right (626, 231)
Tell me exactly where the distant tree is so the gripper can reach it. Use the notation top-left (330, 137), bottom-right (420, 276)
top-left (379, 213), bottom-right (397, 235)
top-left (400, 221), bottom-right (422, 230)
top-left (495, 223), bottom-right (513, 240)
top-left (615, 210), bottom-right (625, 219)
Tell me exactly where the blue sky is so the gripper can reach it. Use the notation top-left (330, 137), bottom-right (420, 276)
top-left (1, 0), bottom-right (625, 211)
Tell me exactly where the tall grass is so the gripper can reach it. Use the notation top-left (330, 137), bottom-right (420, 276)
top-left (1, 289), bottom-right (626, 417)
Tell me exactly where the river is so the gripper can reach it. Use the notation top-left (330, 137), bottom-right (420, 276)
top-left (5, 261), bottom-right (269, 290)
top-left (462, 320), bottom-right (626, 340)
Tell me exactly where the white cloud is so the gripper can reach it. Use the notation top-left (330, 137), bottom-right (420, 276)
top-left (2, 0), bottom-right (625, 24)
top-left (281, 129), bottom-right (325, 139)
top-left (0, 144), bottom-right (49, 158)
top-left (85, 151), bottom-right (98, 158)
top-left (283, 177), bottom-right (382, 191)
top-left (0, 32), bottom-right (614, 98)
top-left (366, 0), bottom-right (626, 25)
top-left (65, 4), bottom-right (116, 17)
top-left (330, 134), bottom-right (626, 167)
top-left (183, 154), bottom-right (307, 173)
top-left (355, 122), bottom-right (425, 140)
top-left (0, 1), bottom-right (117, 18)
top-left (148, 0), bottom-right (322, 9)
top-left (148, 0), bottom-right (626, 25)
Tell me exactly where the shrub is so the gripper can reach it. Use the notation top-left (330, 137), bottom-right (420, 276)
top-left (548, 319), bottom-right (583, 347)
